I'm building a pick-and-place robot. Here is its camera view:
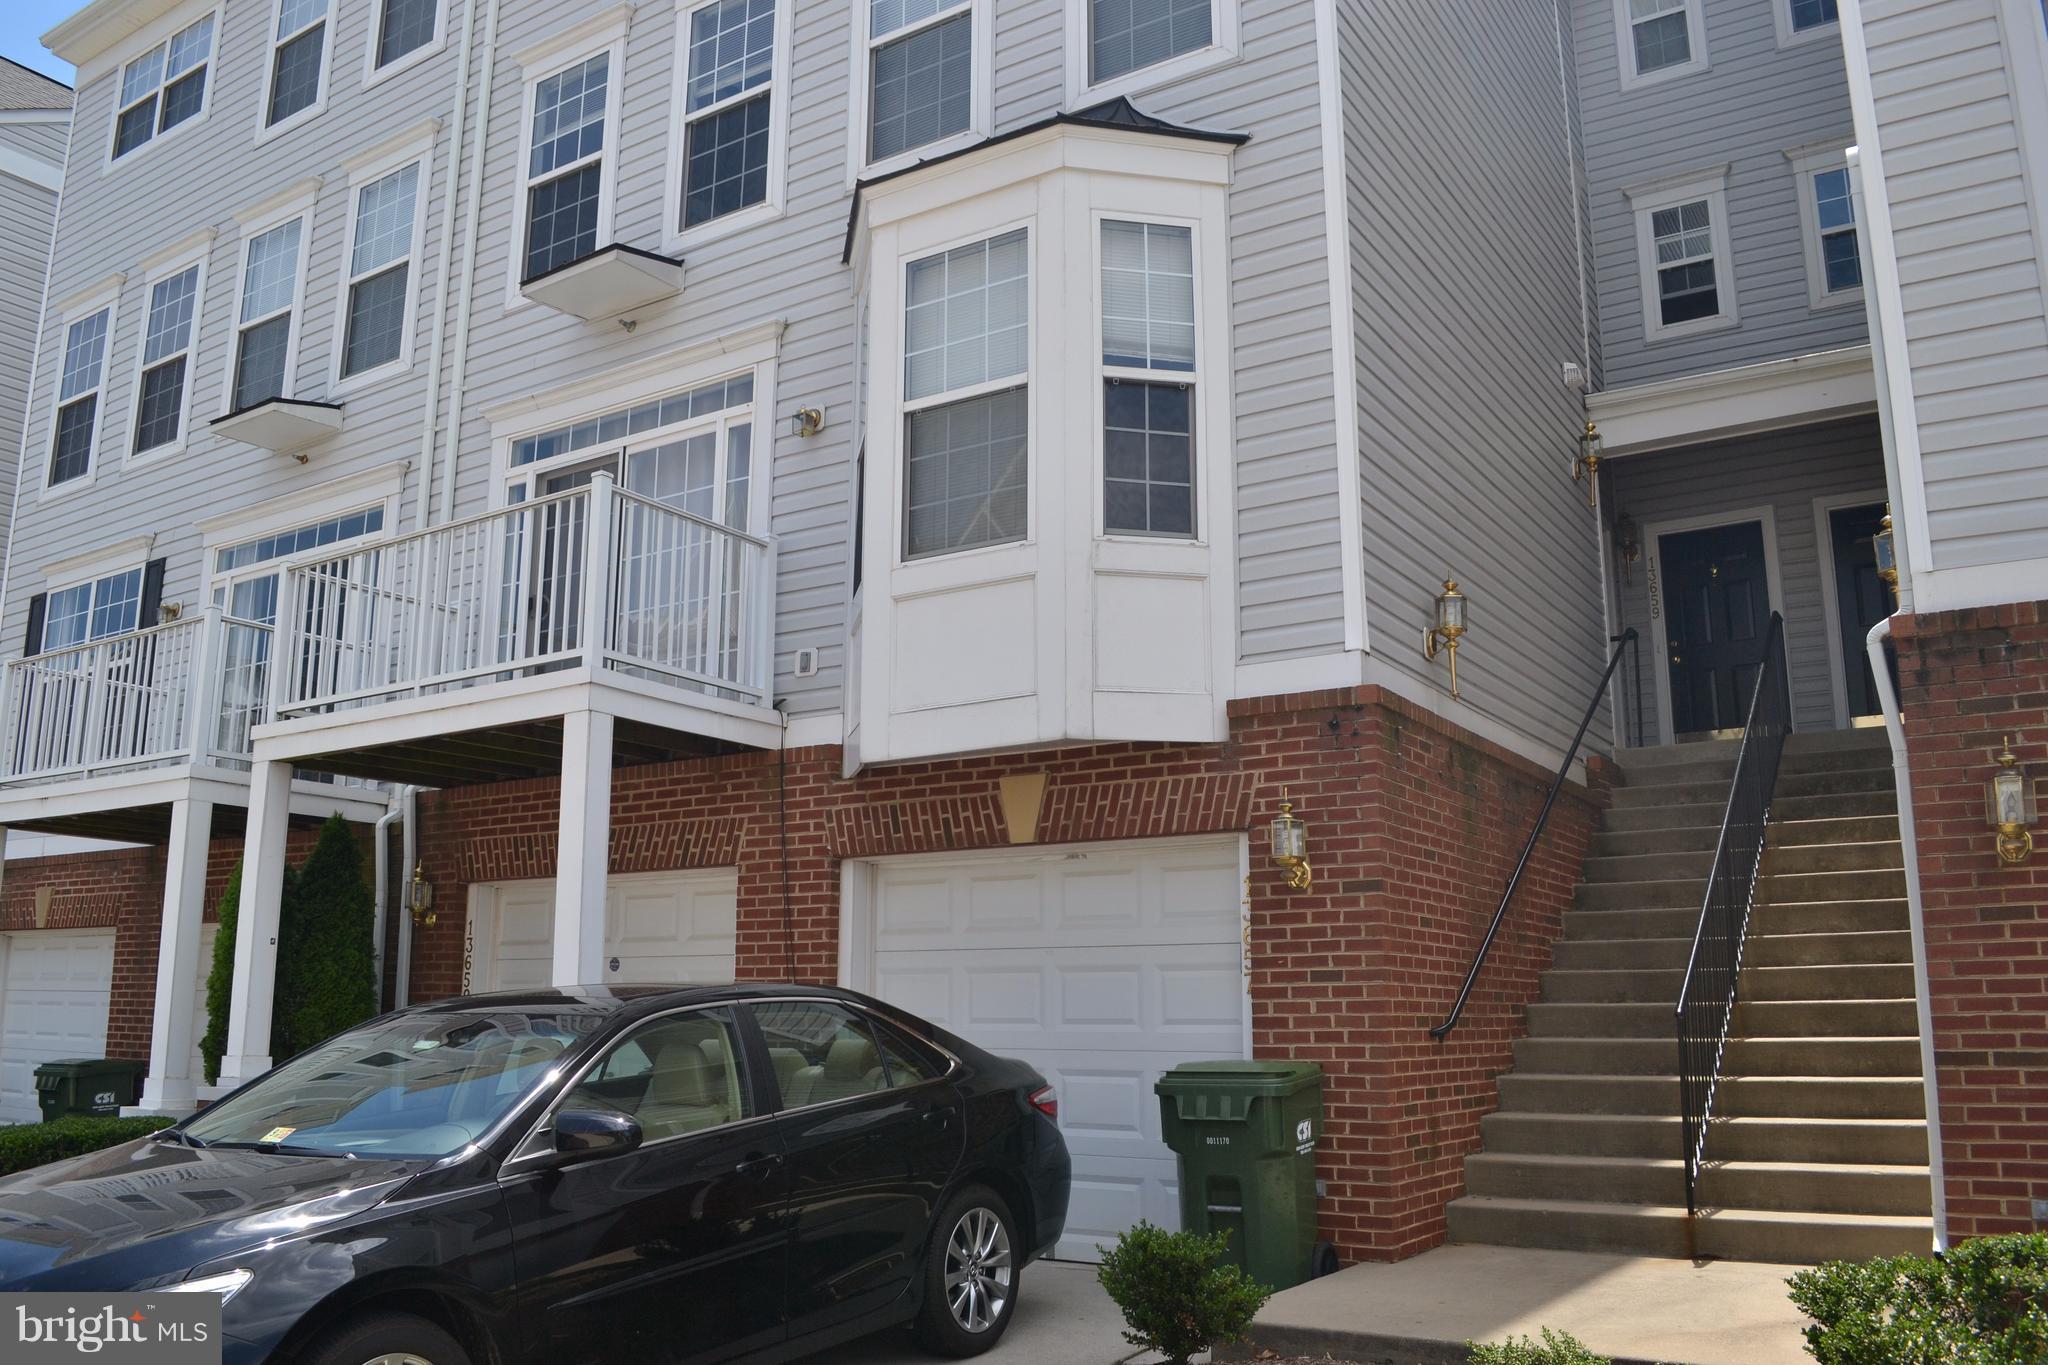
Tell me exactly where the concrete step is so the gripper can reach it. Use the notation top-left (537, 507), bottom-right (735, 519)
top-left (1578, 839), bottom-right (1902, 889)
top-left (1551, 929), bottom-right (1910, 971)
top-left (1463, 1152), bottom-right (1932, 1216)
top-left (1494, 1073), bottom-right (1923, 1120)
top-left (1575, 867), bottom-right (1905, 912)
top-left (1774, 789), bottom-right (1899, 821)
top-left (1762, 840), bottom-right (1905, 874)
top-left (1525, 998), bottom-right (1915, 1039)
top-left (1476, 1112), bottom-right (1928, 1164)
top-left (1561, 898), bottom-right (1907, 942)
top-left (1540, 963), bottom-right (1913, 1004)
top-left (1609, 767), bottom-right (1893, 811)
top-left (1510, 1034), bottom-right (1922, 1077)
top-left (1445, 1195), bottom-right (1933, 1263)
top-left (1590, 816), bottom-right (1903, 857)
top-left (1614, 728), bottom-right (1887, 772)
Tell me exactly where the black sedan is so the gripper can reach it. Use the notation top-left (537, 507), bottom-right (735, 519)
top-left (0, 984), bottom-right (1071, 1365)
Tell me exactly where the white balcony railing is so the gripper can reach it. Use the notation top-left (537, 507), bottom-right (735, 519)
top-left (273, 474), bottom-right (773, 718)
top-left (1, 609), bottom-right (273, 783)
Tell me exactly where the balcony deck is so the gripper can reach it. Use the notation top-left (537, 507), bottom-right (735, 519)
top-left (247, 475), bottom-right (781, 783)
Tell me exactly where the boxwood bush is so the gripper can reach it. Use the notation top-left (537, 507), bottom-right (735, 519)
top-left (1468, 1328), bottom-right (1612, 1363)
top-left (0, 1116), bottom-right (173, 1176)
top-left (1096, 1221), bottom-right (1270, 1365)
top-left (1788, 1233), bottom-right (2048, 1364)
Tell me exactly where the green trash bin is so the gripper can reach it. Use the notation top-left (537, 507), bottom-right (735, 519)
top-left (34, 1058), bottom-right (146, 1120)
top-left (1156, 1060), bottom-right (1329, 1292)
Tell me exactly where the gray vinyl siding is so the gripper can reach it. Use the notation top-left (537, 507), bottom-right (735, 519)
top-left (5, 0), bottom-right (466, 654)
top-left (1858, 0), bottom-right (2048, 572)
top-left (0, 125), bottom-right (64, 592)
top-left (1608, 416), bottom-right (1887, 740)
top-left (1578, 0), bottom-right (1869, 387)
top-left (6, 0), bottom-right (1345, 725)
top-left (1339, 0), bottom-right (1610, 758)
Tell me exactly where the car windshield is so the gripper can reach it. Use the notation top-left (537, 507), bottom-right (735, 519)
top-left (183, 1011), bottom-right (593, 1158)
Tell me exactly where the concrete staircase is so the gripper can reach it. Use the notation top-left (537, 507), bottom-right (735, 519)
top-left (1445, 728), bottom-right (1934, 1264)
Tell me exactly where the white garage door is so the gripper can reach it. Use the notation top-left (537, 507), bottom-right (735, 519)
top-left (0, 931), bottom-right (117, 1124)
top-left (863, 838), bottom-right (1247, 1262)
top-left (466, 871), bottom-right (739, 992)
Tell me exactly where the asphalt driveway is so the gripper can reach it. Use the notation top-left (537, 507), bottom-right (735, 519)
top-left (796, 1259), bottom-right (1170, 1364)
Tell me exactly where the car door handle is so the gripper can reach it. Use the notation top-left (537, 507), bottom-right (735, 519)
top-left (920, 1106), bottom-right (954, 1130)
top-left (734, 1152), bottom-right (784, 1179)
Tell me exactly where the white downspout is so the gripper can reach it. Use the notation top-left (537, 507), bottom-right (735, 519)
top-left (1866, 615), bottom-right (1948, 1251)
top-left (436, 0), bottom-right (506, 526)
top-left (372, 792), bottom-right (404, 1008)
top-left (413, 0), bottom-right (484, 531)
top-left (395, 785), bottom-right (421, 1006)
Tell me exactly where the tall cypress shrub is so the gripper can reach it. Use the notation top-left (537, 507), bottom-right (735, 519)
top-left (199, 864), bottom-right (241, 1086)
top-left (271, 816), bottom-right (376, 1061)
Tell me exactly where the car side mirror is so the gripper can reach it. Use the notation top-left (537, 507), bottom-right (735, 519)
top-left (549, 1109), bottom-right (642, 1164)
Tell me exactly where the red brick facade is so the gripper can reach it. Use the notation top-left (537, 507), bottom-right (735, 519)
top-left (2, 687), bottom-right (1600, 1262)
top-left (1894, 599), bottom-right (2048, 1240)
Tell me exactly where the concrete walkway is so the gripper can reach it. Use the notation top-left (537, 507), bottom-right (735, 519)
top-left (1229, 1245), bottom-right (1816, 1365)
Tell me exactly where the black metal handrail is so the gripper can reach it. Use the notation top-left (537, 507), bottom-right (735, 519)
top-left (1611, 630), bottom-right (1643, 748)
top-left (1431, 627), bottom-right (1639, 1041)
top-left (1676, 611), bottom-right (1791, 1216)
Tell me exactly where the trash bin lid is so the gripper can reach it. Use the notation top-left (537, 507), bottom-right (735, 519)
top-left (34, 1059), bottom-right (100, 1075)
top-left (1155, 1060), bottom-right (1323, 1097)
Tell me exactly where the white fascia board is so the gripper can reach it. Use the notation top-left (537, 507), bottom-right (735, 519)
top-left (1590, 345), bottom-right (1877, 455)
top-left (0, 143), bottom-right (62, 192)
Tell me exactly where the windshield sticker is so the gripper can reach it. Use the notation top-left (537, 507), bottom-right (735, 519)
top-left (259, 1126), bottom-right (297, 1144)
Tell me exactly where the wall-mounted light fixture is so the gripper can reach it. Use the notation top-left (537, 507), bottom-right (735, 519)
top-left (1423, 579), bottom-right (1469, 699)
top-left (792, 407), bottom-right (825, 438)
top-left (1991, 737), bottom-right (2036, 865)
top-left (1874, 505), bottom-right (1898, 603)
top-left (1571, 421), bottom-right (1603, 509)
top-left (1618, 518), bottom-right (1642, 585)
top-left (1269, 794), bottom-right (1311, 891)
top-left (409, 862), bottom-right (437, 927)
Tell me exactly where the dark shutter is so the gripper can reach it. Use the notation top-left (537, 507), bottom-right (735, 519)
top-left (138, 558), bottom-right (167, 627)
top-left (23, 593), bottom-right (46, 655)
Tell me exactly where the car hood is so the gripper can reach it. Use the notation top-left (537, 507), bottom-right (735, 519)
top-left (0, 1138), bottom-right (419, 1287)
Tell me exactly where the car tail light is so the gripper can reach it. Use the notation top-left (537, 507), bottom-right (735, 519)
top-left (1028, 1085), bottom-right (1058, 1120)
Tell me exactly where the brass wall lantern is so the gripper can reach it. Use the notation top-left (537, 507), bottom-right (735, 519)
top-left (1991, 737), bottom-right (2036, 866)
top-left (409, 862), bottom-right (437, 927)
top-left (1618, 518), bottom-right (1642, 585)
top-left (1423, 579), bottom-right (1469, 699)
top-left (1269, 795), bottom-right (1311, 891)
top-left (1571, 421), bottom-right (1603, 508)
top-left (1874, 505), bottom-right (1899, 603)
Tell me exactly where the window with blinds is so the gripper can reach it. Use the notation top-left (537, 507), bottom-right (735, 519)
top-left (1101, 220), bottom-right (1197, 537)
top-left (1090, 0), bottom-right (1213, 85)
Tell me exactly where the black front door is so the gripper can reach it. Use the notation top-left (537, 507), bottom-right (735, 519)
top-left (1660, 520), bottom-right (1772, 736)
top-left (1829, 502), bottom-right (1892, 718)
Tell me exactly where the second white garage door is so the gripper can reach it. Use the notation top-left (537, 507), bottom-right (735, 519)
top-left (466, 870), bottom-right (739, 992)
top-left (856, 837), bottom-right (1248, 1261)
top-left (0, 930), bottom-right (116, 1124)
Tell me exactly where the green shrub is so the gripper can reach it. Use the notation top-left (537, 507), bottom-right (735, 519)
top-left (199, 862), bottom-right (241, 1086)
top-left (1788, 1233), bottom-right (2048, 1364)
top-left (0, 1116), bottom-right (174, 1176)
top-left (1468, 1328), bottom-right (1612, 1364)
top-left (271, 815), bottom-right (375, 1061)
top-left (1095, 1221), bottom-right (1271, 1365)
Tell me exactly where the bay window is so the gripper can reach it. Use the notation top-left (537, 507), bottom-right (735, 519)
top-left (1100, 220), bottom-right (1196, 537)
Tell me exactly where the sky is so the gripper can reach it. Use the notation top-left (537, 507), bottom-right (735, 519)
top-left (0, 0), bottom-right (84, 87)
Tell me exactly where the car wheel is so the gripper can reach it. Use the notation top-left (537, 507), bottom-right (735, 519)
top-left (301, 1311), bottom-right (473, 1365)
top-left (914, 1184), bottom-right (1021, 1357)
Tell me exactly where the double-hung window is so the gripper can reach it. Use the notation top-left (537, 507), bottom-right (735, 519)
top-left (50, 306), bottom-right (114, 488)
top-left (37, 568), bottom-right (146, 652)
top-left (265, 0), bottom-right (331, 129)
top-left (1089, 0), bottom-right (1213, 85)
top-left (1617, 0), bottom-right (1705, 87)
top-left (865, 0), bottom-right (976, 166)
top-left (341, 163), bottom-right (422, 379)
top-left (373, 0), bottom-right (441, 71)
top-left (133, 264), bottom-right (203, 456)
top-left (1788, 146), bottom-right (1862, 307)
top-left (522, 53), bottom-right (613, 279)
top-left (679, 0), bottom-right (780, 231)
top-left (1630, 171), bottom-right (1736, 340)
top-left (1100, 220), bottom-right (1196, 537)
top-left (901, 229), bottom-right (1029, 559)
top-left (112, 15), bottom-right (214, 159)
top-left (232, 218), bottom-right (307, 411)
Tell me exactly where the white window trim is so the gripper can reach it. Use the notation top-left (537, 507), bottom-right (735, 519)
top-left (504, 18), bottom-right (632, 311)
top-left (362, 0), bottom-right (450, 89)
top-left (1786, 141), bottom-right (1862, 311)
top-left (1774, 0), bottom-right (1840, 50)
top-left (329, 127), bottom-right (438, 397)
top-left (222, 180), bottom-right (322, 417)
top-left (255, 0), bottom-right (336, 145)
top-left (1627, 166), bottom-right (1739, 342)
top-left (39, 560), bottom-right (151, 652)
top-left (39, 278), bottom-right (125, 504)
top-left (1061, 0), bottom-right (1241, 110)
top-left (1090, 211), bottom-right (1213, 543)
top-left (100, 3), bottom-right (224, 175)
top-left (1612, 0), bottom-right (1709, 92)
top-left (124, 242), bottom-right (215, 467)
top-left (845, 0), bottom-right (995, 185)
top-left (662, 0), bottom-right (794, 254)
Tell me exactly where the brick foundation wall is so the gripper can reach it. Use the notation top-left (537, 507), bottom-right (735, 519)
top-left (1894, 600), bottom-right (2048, 1241)
top-left (407, 686), bottom-right (1604, 1261)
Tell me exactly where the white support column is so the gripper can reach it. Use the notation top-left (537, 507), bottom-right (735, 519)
top-left (552, 708), bottom-right (613, 985)
top-left (217, 759), bottom-right (293, 1088)
top-left (131, 797), bottom-right (213, 1115)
